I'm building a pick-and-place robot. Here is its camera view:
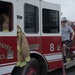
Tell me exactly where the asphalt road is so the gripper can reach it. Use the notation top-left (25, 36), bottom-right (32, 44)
top-left (48, 66), bottom-right (75, 75)
top-left (66, 66), bottom-right (75, 75)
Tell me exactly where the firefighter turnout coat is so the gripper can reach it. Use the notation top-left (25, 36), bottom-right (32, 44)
top-left (17, 26), bottom-right (30, 67)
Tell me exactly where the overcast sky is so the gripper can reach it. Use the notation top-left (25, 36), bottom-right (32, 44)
top-left (44, 0), bottom-right (75, 21)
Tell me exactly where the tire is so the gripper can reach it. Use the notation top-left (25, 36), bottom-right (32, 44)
top-left (40, 65), bottom-right (47, 75)
top-left (11, 66), bottom-right (24, 75)
top-left (22, 58), bottom-right (39, 75)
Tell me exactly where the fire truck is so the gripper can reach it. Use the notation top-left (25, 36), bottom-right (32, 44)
top-left (0, 0), bottom-right (75, 75)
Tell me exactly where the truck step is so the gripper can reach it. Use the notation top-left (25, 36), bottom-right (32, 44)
top-left (64, 60), bottom-right (75, 69)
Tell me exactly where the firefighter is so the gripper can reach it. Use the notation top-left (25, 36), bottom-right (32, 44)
top-left (61, 17), bottom-right (74, 63)
top-left (1, 13), bottom-right (9, 31)
top-left (16, 25), bottom-right (30, 67)
top-left (11, 26), bottom-right (30, 75)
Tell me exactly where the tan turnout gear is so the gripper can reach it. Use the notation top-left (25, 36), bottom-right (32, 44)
top-left (1, 13), bottom-right (9, 32)
top-left (16, 26), bottom-right (30, 67)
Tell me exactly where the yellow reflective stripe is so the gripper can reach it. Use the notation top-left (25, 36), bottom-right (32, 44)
top-left (3, 29), bottom-right (9, 32)
top-left (20, 61), bottom-right (27, 67)
top-left (16, 62), bottom-right (21, 66)
top-left (17, 46), bottom-right (21, 51)
top-left (16, 61), bottom-right (27, 67)
top-left (25, 56), bottom-right (30, 62)
top-left (17, 32), bottom-right (21, 37)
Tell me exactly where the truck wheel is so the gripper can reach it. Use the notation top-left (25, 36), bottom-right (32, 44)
top-left (23, 58), bottom-right (39, 75)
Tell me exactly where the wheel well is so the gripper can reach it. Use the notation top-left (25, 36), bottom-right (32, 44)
top-left (30, 53), bottom-right (48, 69)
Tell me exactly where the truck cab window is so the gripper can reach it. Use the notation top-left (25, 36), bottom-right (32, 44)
top-left (24, 4), bottom-right (39, 33)
top-left (43, 9), bottom-right (59, 33)
top-left (0, 1), bottom-right (13, 32)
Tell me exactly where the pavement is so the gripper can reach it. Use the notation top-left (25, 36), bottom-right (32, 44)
top-left (48, 66), bottom-right (75, 75)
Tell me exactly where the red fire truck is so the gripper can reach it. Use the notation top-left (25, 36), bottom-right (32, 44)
top-left (0, 0), bottom-right (75, 75)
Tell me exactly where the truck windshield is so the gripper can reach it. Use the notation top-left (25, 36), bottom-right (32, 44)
top-left (0, 1), bottom-right (13, 32)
